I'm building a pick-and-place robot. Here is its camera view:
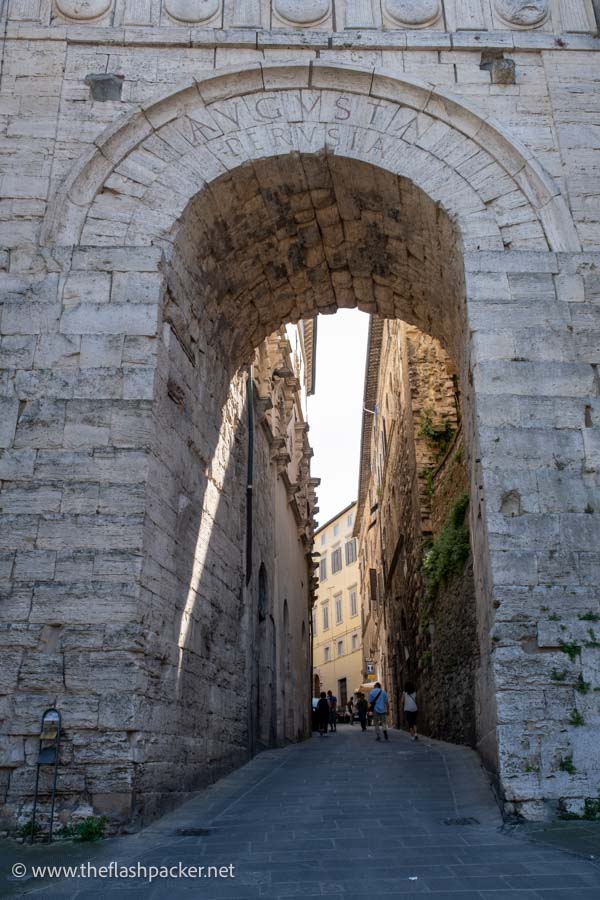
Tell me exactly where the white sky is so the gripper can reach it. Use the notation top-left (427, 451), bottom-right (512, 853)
top-left (307, 309), bottom-right (369, 527)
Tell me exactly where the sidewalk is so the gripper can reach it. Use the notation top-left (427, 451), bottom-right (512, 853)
top-left (2, 726), bottom-right (599, 898)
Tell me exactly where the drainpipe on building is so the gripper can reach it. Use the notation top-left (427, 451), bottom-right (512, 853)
top-left (245, 367), bottom-right (254, 586)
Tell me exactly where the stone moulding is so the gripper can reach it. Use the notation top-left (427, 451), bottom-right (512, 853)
top-left (54, 0), bottom-right (113, 20)
top-left (41, 61), bottom-right (581, 255)
top-left (163, 0), bottom-right (221, 24)
top-left (273, 0), bottom-right (331, 26)
top-left (383, 0), bottom-right (442, 28)
top-left (493, 0), bottom-right (550, 28)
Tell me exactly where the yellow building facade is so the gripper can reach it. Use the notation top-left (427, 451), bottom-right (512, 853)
top-left (312, 502), bottom-right (363, 710)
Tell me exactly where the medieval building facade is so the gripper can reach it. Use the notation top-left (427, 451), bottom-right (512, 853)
top-left (355, 318), bottom-right (479, 747)
top-left (1, 0), bottom-right (600, 824)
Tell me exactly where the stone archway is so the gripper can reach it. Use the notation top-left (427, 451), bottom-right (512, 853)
top-left (4, 62), bottom-right (596, 823)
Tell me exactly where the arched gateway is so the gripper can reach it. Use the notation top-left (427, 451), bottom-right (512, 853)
top-left (2, 61), bottom-right (599, 824)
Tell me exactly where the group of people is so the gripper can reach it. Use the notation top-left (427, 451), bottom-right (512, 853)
top-left (315, 682), bottom-right (419, 742)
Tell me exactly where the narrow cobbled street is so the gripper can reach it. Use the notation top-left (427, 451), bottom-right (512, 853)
top-left (8, 727), bottom-right (599, 899)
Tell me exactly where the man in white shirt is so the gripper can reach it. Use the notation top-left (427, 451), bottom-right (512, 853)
top-left (368, 682), bottom-right (389, 742)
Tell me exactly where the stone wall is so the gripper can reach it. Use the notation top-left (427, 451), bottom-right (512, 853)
top-left (356, 321), bottom-right (479, 748)
top-left (0, 314), bottom-right (315, 827)
top-left (1, 22), bottom-right (600, 823)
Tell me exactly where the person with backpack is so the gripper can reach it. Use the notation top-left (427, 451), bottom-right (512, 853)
top-left (368, 682), bottom-right (389, 742)
top-left (402, 682), bottom-right (418, 740)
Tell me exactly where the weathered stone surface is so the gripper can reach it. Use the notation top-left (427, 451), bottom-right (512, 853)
top-left (1, 24), bottom-right (599, 830)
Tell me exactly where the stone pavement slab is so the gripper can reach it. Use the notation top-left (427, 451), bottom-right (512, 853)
top-left (2, 727), bottom-right (599, 899)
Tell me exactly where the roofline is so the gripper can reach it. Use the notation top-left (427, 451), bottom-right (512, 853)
top-left (315, 500), bottom-right (357, 535)
top-left (308, 316), bottom-right (317, 396)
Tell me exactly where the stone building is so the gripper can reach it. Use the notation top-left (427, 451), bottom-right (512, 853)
top-left (312, 501), bottom-right (363, 708)
top-left (0, 316), bottom-right (318, 827)
top-left (1, 0), bottom-right (600, 822)
top-left (355, 318), bottom-right (479, 746)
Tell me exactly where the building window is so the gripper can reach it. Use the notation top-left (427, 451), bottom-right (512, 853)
top-left (347, 512), bottom-right (353, 527)
top-left (319, 557), bottom-right (327, 581)
top-left (312, 608), bottom-right (317, 635)
top-left (333, 522), bottom-right (340, 537)
top-left (337, 639), bottom-right (344, 657)
top-left (320, 532), bottom-right (326, 546)
top-left (322, 603), bottom-right (329, 631)
top-left (324, 645), bottom-right (331, 663)
top-left (349, 587), bottom-right (358, 617)
top-left (351, 633), bottom-right (358, 651)
top-left (331, 547), bottom-right (342, 574)
top-left (345, 538), bottom-right (357, 565)
top-left (334, 592), bottom-right (343, 624)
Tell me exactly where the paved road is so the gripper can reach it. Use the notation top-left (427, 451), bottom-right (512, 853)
top-left (6, 726), bottom-right (600, 898)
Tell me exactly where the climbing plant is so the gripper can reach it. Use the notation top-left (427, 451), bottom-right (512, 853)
top-left (418, 408), bottom-right (455, 461)
top-left (422, 492), bottom-right (470, 604)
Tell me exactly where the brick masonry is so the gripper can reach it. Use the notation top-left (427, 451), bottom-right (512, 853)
top-left (0, 2), bottom-right (600, 822)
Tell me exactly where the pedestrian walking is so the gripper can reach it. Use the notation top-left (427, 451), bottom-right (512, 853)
top-left (356, 693), bottom-right (368, 731)
top-left (327, 690), bottom-right (337, 732)
top-left (317, 692), bottom-right (330, 736)
top-left (368, 682), bottom-right (389, 742)
top-left (402, 682), bottom-right (418, 740)
top-left (347, 697), bottom-right (354, 724)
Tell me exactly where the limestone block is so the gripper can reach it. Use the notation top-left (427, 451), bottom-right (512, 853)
top-left (0, 585), bottom-right (34, 622)
top-left (14, 369), bottom-right (77, 401)
top-left (0, 650), bottom-right (23, 693)
top-left (79, 335), bottom-right (124, 369)
top-left (0, 515), bottom-right (40, 551)
top-left (0, 399), bottom-right (19, 449)
top-left (0, 736), bottom-right (25, 768)
top-left (122, 336), bottom-right (158, 365)
top-left (58, 484), bottom-right (99, 515)
top-left (62, 272), bottom-right (112, 306)
top-left (71, 247), bottom-right (163, 273)
top-left (93, 547), bottom-right (144, 575)
top-left (582, 427), bottom-right (600, 471)
top-left (1, 302), bottom-right (61, 335)
top-left (34, 448), bottom-right (150, 483)
top-left (64, 651), bottom-right (140, 692)
top-left (30, 581), bottom-right (138, 624)
top-left (0, 552), bottom-right (15, 580)
top-left (34, 334), bottom-right (81, 369)
top-left (60, 303), bottom-right (160, 336)
top-left (14, 550), bottom-right (56, 581)
top-left (489, 548), bottom-right (538, 585)
top-left (122, 365), bottom-right (156, 400)
top-left (36, 515), bottom-right (145, 552)
top-left (110, 271), bottom-right (164, 304)
top-left (559, 513), bottom-right (600, 551)
top-left (64, 400), bottom-right (112, 448)
top-left (55, 549), bottom-right (96, 580)
top-left (0, 449), bottom-right (35, 480)
top-left (13, 399), bottom-right (66, 448)
top-left (18, 652), bottom-right (65, 691)
top-left (72, 730), bottom-right (132, 765)
top-left (0, 336), bottom-right (37, 369)
top-left (110, 403), bottom-right (154, 446)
